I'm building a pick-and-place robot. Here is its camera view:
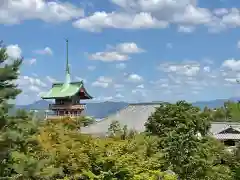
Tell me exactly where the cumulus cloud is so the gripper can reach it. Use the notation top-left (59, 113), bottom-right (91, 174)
top-left (24, 58), bottom-right (37, 65)
top-left (46, 76), bottom-right (58, 83)
top-left (71, 0), bottom-right (240, 33)
top-left (75, 76), bottom-right (87, 83)
top-left (178, 25), bottom-right (195, 33)
top-left (222, 59), bottom-right (240, 71)
top-left (0, 0), bottom-right (84, 24)
top-left (34, 47), bottom-right (53, 55)
top-left (115, 93), bottom-right (124, 98)
top-left (73, 12), bottom-right (168, 32)
top-left (159, 62), bottom-right (200, 76)
top-left (88, 42), bottom-right (144, 62)
top-left (87, 66), bottom-right (96, 71)
top-left (115, 42), bottom-right (145, 53)
top-left (6, 44), bottom-right (22, 59)
top-left (127, 73), bottom-right (143, 82)
top-left (92, 76), bottom-right (113, 88)
top-left (88, 51), bottom-right (129, 62)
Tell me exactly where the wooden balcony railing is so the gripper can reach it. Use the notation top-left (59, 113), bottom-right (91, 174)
top-left (46, 114), bottom-right (82, 119)
top-left (49, 103), bottom-right (86, 110)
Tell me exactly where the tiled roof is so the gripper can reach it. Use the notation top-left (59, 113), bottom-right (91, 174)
top-left (210, 122), bottom-right (240, 134)
top-left (81, 103), bottom-right (160, 135)
top-left (41, 81), bottom-right (92, 99)
top-left (81, 103), bottom-right (240, 140)
top-left (213, 133), bottom-right (240, 140)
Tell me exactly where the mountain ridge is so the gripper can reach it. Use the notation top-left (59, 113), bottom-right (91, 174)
top-left (14, 98), bottom-right (240, 119)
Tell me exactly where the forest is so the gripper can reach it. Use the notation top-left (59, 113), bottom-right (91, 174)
top-left (1, 42), bottom-right (240, 180)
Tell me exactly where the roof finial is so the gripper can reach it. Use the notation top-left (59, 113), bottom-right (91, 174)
top-left (66, 39), bottom-right (70, 74)
top-left (64, 39), bottom-right (71, 85)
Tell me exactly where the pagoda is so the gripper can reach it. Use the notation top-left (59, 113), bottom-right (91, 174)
top-left (41, 40), bottom-right (93, 119)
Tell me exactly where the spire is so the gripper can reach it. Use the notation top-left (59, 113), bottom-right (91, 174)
top-left (66, 39), bottom-right (70, 74)
top-left (64, 39), bottom-right (71, 85)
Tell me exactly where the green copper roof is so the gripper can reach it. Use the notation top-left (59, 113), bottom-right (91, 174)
top-left (41, 40), bottom-right (93, 100)
top-left (41, 81), bottom-right (93, 99)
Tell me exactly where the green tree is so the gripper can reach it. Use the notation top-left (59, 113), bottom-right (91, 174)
top-left (34, 118), bottom-right (176, 180)
top-left (76, 116), bottom-right (96, 127)
top-left (145, 101), bottom-right (232, 180)
top-left (0, 42), bottom-right (22, 176)
top-left (212, 107), bottom-right (227, 121)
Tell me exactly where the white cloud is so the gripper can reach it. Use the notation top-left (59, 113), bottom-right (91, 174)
top-left (88, 42), bottom-right (143, 62)
top-left (159, 62), bottom-right (200, 76)
top-left (115, 93), bottom-right (124, 98)
top-left (203, 66), bottom-right (210, 72)
top-left (87, 66), bottom-right (96, 71)
top-left (178, 25), bottom-right (195, 33)
top-left (46, 76), bottom-right (57, 83)
top-left (73, 12), bottom-right (168, 32)
top-left (127, 73), bottom-right (143, 82)
top-left (6, 44), bottom-right (22, 59)
top-left (17, 76), bottom-right (47, 87)
top-left (222, 59), bottom-right (240, 71)
top-left (73, 0), bottom-right (228, 33)
top-left (92, 81), bottom-right (108, 88)
top-left (94, 96), bottom-right (113, 101)
top-left (0, 0), bottom-right (84, 24)
top-left (75, 76), bottom-right (87, 83)
top-left (221, 8), bottom-right (240, 27)
top-left (24, 58), bottom-right (37, 65)
top-left (173, 5), bottom-right (213, 25)
top-left (131, 88), bottom-right (146, 97)
top-left (225, 78), bottom-right (237, 83)
top-left (161, 83), bottom-right (169, 88)
top-left (213, 8), bottom-right (228, 16)
top-left (137, 84), bottom-right (144, 88)
top-left (29, 85), bottom-right (41, 92)
top-left (116, 42), bottom-right (144, 53)
top-left (92, 76), bottom-right (113, 88)
top-left (16, 75), bottom-right (47, 101)
top-left (72, 0), bottom-right (240, 33)
top-left (34, 47), bottom-right (53, 55)
top-left (88, 51), bottom-right (129, 62)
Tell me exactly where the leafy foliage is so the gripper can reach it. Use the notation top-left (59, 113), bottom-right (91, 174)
top-left (145, 101), bottom-right (233, 180)
top-left (206, 101), bottom-right (240, 122)
top-left (0, 42), bottom-right (23, 177)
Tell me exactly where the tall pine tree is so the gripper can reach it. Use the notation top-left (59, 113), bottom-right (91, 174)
top-left (0, 41), bottom-right (22, 126)
top-left (0, 41), bottom-right (22, 176)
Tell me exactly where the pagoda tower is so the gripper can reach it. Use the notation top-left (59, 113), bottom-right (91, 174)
top-left (41, 40), bottom-right (93, 119)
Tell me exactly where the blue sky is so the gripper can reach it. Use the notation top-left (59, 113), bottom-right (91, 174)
top-left (2, 0), bottom-right (240, 105)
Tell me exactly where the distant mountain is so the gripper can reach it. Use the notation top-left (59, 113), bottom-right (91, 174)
top-left (192, 97), bottom-right (240, 109)
top-left (13, 97), bottom-right (240, 119)
top-left (15, 100), bottom-right (128, 119)
top-left (16, 100), bottom-right (50, 111)
top-left (83, 101), bottom-right (128, 118)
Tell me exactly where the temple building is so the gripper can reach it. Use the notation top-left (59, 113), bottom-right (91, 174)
top-left (41, 40), bottom-right (93, 118)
